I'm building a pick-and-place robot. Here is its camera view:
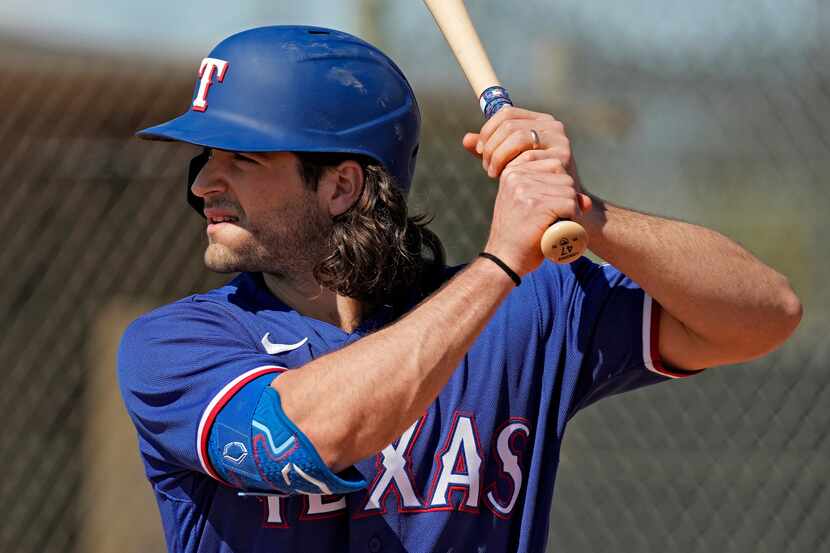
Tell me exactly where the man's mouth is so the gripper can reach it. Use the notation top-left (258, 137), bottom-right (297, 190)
top-left (207, 215), bottom-right (239, 224)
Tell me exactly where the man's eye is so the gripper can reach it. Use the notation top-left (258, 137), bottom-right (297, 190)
top-left (234, 153), bottom-right (256, 163)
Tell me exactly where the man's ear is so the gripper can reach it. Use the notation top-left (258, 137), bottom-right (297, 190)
top-left (320, 160), bottom-right (364, 217)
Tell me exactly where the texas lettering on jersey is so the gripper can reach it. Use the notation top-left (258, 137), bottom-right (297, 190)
top-left (255, 414), bottom-right (532, 526)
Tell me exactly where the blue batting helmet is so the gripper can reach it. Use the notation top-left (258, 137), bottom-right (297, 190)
top-left (137, 25), bottom-right (421, 211)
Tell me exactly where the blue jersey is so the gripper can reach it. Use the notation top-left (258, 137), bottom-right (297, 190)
top-left (118, 258), bottom-right (701, 553)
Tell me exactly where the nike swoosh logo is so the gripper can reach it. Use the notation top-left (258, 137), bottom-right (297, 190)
top-left (261, 333), bottom-right (308, 355)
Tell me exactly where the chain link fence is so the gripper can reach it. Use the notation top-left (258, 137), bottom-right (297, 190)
top-left (0, 2), bottom-right (827, 552)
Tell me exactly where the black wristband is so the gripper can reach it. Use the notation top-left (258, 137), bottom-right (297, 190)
top-left (478, 252), bottom-right (521, 286)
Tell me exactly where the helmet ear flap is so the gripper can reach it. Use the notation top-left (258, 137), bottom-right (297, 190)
top-left (187, 149), bottom-right (211, 216)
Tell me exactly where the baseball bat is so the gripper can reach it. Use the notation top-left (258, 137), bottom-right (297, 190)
top-left (423, 0), bottom-right (588, 264)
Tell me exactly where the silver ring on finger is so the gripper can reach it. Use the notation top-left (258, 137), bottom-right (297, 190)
top-left (529, 129), bottom-right (541, 150)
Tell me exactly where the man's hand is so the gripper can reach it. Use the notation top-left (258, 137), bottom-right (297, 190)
top-left (462, 106), bottom-right (577, 179)
top-left (462, 107), bottom-right (592, 275)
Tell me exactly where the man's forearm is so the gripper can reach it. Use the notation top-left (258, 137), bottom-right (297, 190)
top-left (273, 258), bottom-right (514, 472)
top-left (582, 197), bottom-right (802, 367)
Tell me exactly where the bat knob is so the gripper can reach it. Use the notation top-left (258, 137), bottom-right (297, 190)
top-left (540, 220), bottom-right (588, 264)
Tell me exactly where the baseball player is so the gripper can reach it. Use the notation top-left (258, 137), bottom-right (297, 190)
top-left (118, 26), bottom-right (801, 553)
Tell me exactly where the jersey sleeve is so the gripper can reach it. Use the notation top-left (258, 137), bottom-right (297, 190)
top-left (529, 258), bottom-right (704, 420)
top-left (117, 299), bottom-right (285, 482)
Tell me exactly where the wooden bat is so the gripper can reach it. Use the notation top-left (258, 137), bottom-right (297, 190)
top-left (423, 0), bottom-right (588, 264)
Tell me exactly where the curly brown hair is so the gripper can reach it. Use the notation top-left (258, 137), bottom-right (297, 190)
top-left (295, 152), bottom-right (446, 307)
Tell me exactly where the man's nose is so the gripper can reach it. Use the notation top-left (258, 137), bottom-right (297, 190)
top-left (190, 152), bottom-right (229, 199)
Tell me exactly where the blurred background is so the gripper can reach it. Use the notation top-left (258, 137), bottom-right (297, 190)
top-left (1, 1), bottom-right (827, 552)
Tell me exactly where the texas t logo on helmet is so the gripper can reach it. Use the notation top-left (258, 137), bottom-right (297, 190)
top-left (192, 57), bottom-right (229, 112)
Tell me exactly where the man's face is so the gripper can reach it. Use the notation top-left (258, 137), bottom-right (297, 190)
top-left (190, 149), bottom-right (333, 277)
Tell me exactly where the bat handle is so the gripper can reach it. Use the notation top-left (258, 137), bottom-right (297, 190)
top-left (480, 86), bottom-right (588, 265)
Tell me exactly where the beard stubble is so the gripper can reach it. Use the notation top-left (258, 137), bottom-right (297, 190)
top-left (204, 191), bottom-right (333, 279)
